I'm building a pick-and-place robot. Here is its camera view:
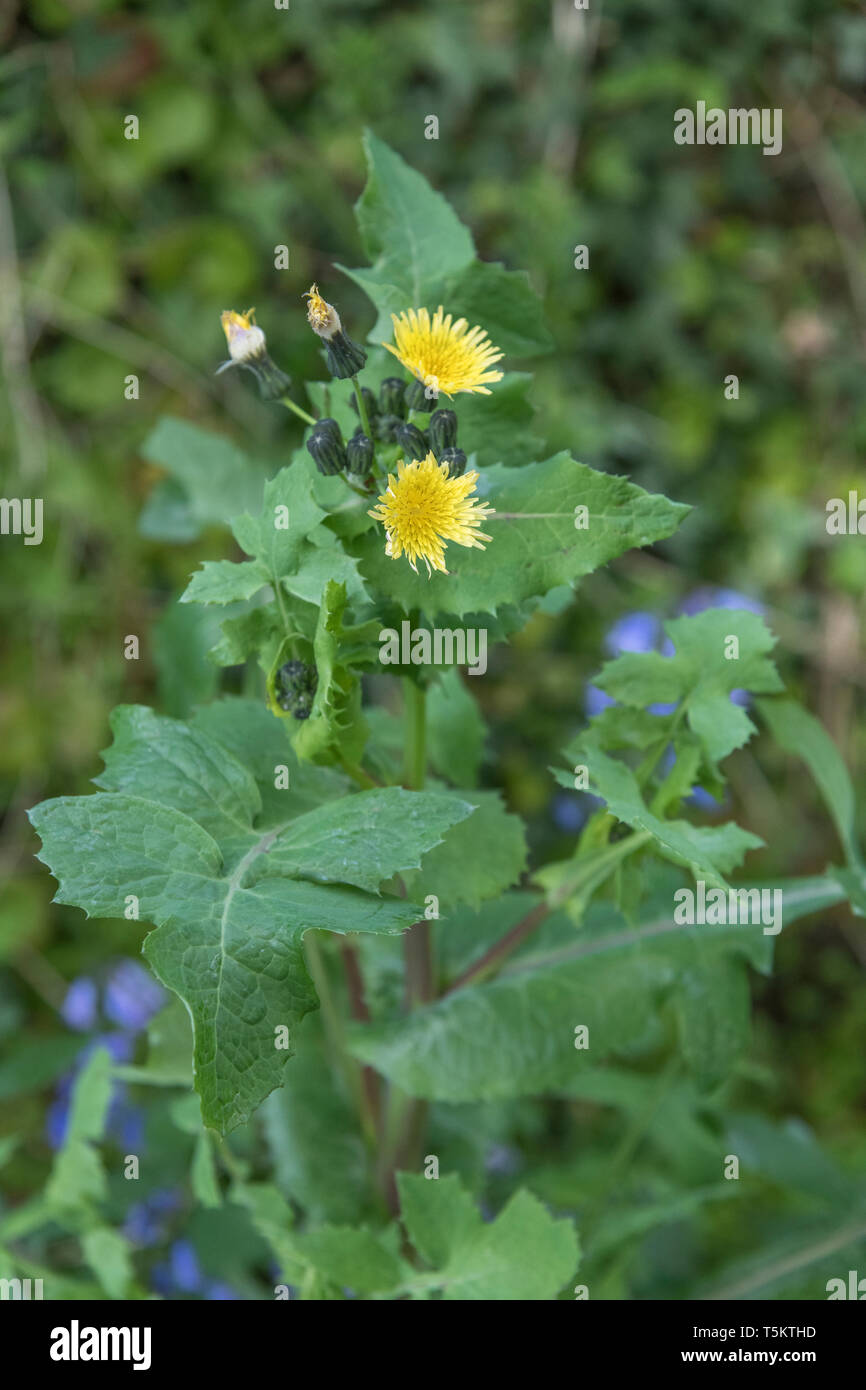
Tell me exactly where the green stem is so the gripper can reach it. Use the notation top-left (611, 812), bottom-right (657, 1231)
top-left (402, 677), bottom-right (426, 791)
top-left (279, 394), bottom-right (317, 427)
top-left (351, 375), bottom-right (373, 441)
top-left (304, 931), bottom-right (376, 1149)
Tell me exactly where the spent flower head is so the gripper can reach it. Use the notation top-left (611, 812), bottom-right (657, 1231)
top-left (384, 306), bottom-right (504, 397)
top-left (368, 450), bottom-right (493, 578)
top-left (217, 308), bottom-right (290, 400)
top-left (303, 283), bottom-right (367, 378)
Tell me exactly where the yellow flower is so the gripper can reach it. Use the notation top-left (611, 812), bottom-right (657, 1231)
top-left (368, 451), bottom-right (493, 577)
top-left (220, 308), bottom-right (266, 364)
top-left (384, 307), bottom-right (504, 397)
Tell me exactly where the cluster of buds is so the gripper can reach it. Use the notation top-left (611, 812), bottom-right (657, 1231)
top-left (305, 417), bottom-right (373, 481)
top-left (217, 309), bottom-right (291, 400)
top-left (304, 284), bottom-right (367, 379)
top-left (275, 659), bottom-right (317, 720)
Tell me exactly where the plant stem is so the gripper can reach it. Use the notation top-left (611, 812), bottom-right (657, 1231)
top-left (278, 394), bottom-right (317, 427)
top-left (304, 931), bottom-right (376, 1149)
top-left (445, 831), bottom-right (652, 994)
top-left (402, 677), bottom-right (426, 791)
top-left (351, 374), bottom-right (373, 440)
top-left (340, 941), bottom-right (383, 1141)
top-left (338, 756), bottom-right (381, 789)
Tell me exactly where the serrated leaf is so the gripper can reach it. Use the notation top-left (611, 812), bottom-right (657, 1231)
top-left (558, 742), bottom-right (762, 890)
top-left (181, 559), bottom-right (269, 606)
top-left (436, 259), bottom-right (554, 358)
top-left (340, 131), bottom-right (474, 340)
top-left (397, 1175), bottom-right (579, 1300)
top-left (597, 610), bottom-right (784, 766)
top-left (426, 669), bottom-right (486, 787)
top-left (29, 713), bottom-right (474, 1133)
top-left (353, 453), bottom-right (688, 618)
top-left (452, 373), bottom-right (541, 468)
top-left (350, 900), bottom-right (772, 1102)
top-left (403, 790), bottom-right (527, 911)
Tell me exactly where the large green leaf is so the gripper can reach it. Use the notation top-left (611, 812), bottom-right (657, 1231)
top-left (758, 696), bottom-right (860, 866)
top-left (349, 898), bottom-right (773, 1102)
top-left (139, 417), bottom-right (269, 541)
top-left (353, 452), bottom-right (689, 618)
top-left (29, 708), bottom-right (474, 1132)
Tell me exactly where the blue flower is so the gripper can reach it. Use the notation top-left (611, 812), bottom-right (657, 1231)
top-left (604, 611), bottom-right (661, 656)
top-left (60, 977), bottom-right (99, 1032)
top-left (585, 683), bottom-right (616, 717)
top-left (170, 1240), bottom-right (203, 1294)
top-left (104, 961), bottom-right (166, 1033)
top-left (678, 586), bottom-right (765, 617)
top-left (551, 793), bottom-right (588, 833)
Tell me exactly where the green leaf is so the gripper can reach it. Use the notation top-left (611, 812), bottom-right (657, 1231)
top-left (139, 417), bottom-right (269, 540)
top-left (426, 669), bottom-right (486, 786)
top-left (262, 1017), bottom-right (369, 1225)
top-left (436, 259), bottom-right (554, 358)
top-left (350, 899), bottom-right (772, 1102)
top-left (340, 131), bottom-right (474, 341)
top-left (758, 697), bottom-right (861, 865)
top-left (353, 452), bottom-right (689, 618)
top-left (403, 790), bottom-right (527, 911)
top-left (45, 1048), bottom-right (113, 1213)
top-left (452, 373), bottom-right (541, 469)
top-left (29, 713), bottom-right (473, 1132)
top-left (81, 1227), bottom-right (133, 1300)
top-left (181, 559), bottom-right (269, 607)
top-left (397, 1175), bottom-right (579, 1300)
top-left (291, 1225), bottom-right (405, 1296)
top-left (597, 609), bottom-right (784, 766)
top-left (562, 743), bottom-right (763, 889)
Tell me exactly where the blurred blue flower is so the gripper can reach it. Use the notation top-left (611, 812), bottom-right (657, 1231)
top-left (205, 1281), bottom-right (241, 1300)
top-left (678, 586), bottom-right (765, 617)
top-left (585, 683), bottom-right (616, 717)
top-left (170, 1239), bottom-right (202, 1294)
top-left (604, 610), bottom-right (661, 656)
top-left (60, 977), bottom-right (98, 1032)
top-left (551, 792), bottom-right (588, 833)
top-left (104, 961), bottom-right (166, 1033)
top-left (124, 1189), bottom-right (183, 1247)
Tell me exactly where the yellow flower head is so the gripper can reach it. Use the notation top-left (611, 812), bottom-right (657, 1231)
top-left (303, 283), bottom-right (342, 340)
top-left (220, 308), bottom-right (266, 363)
top-left (384, 307), bottom-right (504, 397)
top-left (368, 451), bottom-right (493, 577)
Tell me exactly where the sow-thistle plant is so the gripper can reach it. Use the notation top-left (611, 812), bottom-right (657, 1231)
top-left (27, 134), bottom-right (866, 1302)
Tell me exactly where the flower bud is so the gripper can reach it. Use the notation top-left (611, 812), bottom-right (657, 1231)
top-left (349, 386), bottom-right (379, 422)
top-left (379, 377), bottom-right (407, 419)
top-left (346, 433), bottom-right (374, 475)
top-left (306, 425), bottom-right (348, 475)
top-left (303, 284), bottom-right (367, 379)
top-left (314, 417), bottom-right (342, 441)
top-left (276, 660), bottom-right (318, 720)
top-left (375, 413), bottom-right (401, 443)
top-left (395, 421), bottom-right (429, 461)
top-left (217, 308), bottom-right (291, 400)
top-left (428, 408), bottom-right (458, 458)
top-left (404, 377), bottom-right (433, 412)
top-left (439, 447), bottom-right (468, 478)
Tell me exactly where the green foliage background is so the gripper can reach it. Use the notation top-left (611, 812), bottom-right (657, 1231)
top-left (1, 0), bottom-right (865, 1300)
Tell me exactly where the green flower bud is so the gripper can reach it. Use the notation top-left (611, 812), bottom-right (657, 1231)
top-left (375, 412), bottom-right (401, 443)
top-left (428, 408), bottom-right (458, 457)
top-left (349, 386), bottom-right (378, 422)
top-left (379, 377), bottom-right (407, 419)
top-left (346, 433), bottom-right (374, 474)
top-left (306, 425), bottom-right (347, 475)
top-left (395, 421), bottom-right (429, 461)
top-left (324, 332), bottom-right (367, 380)
top-left (276, 659), bottom-right (318, 720)
top-left (314, 417), bottom-right (342, 441)
top-left (439, 447), bottom-right (468, 478)
top-left (404, 377), bottom-right (434, 412)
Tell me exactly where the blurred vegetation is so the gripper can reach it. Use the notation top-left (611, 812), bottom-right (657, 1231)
top-left (1, 0), bottom-right (864, 1298)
